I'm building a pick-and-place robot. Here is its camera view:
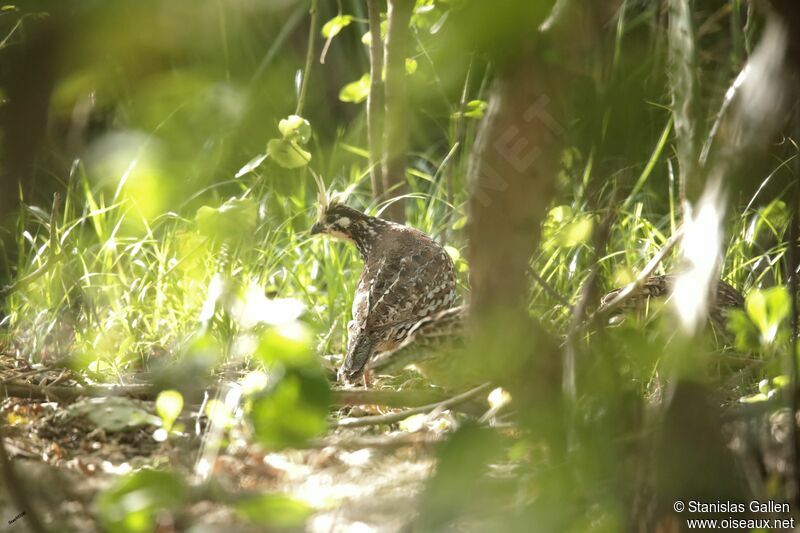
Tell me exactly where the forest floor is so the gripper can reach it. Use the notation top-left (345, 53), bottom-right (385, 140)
top-left (0, 356), bottom-right (463, 532)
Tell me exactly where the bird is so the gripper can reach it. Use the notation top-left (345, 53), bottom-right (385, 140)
top-left (367, 305), bottom-right (466, 377)
top-left (310, 192), bottom-right (458, 385)
top-left (364, 275), bottom-right (745, 386)
top-left (598, 274), bottom-right (744, 330)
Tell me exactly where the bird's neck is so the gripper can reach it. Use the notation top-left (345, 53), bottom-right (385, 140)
top-left (349, 216), bottom-right (393, 260)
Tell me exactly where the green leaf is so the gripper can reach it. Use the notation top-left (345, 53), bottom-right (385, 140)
top-left (746, 290), bottom-right (768, 333)
top-left (339, 74), bottom-right (370, 104)
top-left (66, 397), bottom-right (161, 432)
top-left (405, 57), bottom-right (418, 75)
top-left (96, 470), bottom-right (186, 533)
top-left (745, 287), bottom-right (789, 344)
top-left (773, 375), bottom-right (790, 389)
top-left (266, 138), bottom-right (312, 169)
top-left (463, 99), bottom-right (487, 118)
top-left (411, 1), bottom-right (441, 31)
top-left (278, 114), bottom-right (312, 144)
top-left (451, 99), bottom-right (487, 120)
top-left (747, 200), bottom-right (789, 244)
top-left (195, 197), bottom-right (258, 240)
top-left (360, 20), bottom-right (388, 46)
top-left (254, 323), bottom-right (314, 366)
top-left (547, 205), bottom-right (572, 223)
top-left (233, 493), bottom-right (313, 528)
top-left (248, 369), bottom-right (330, 448)
top-left (541, 205), bottom-right (593, 248)
top-left (740, 392), bottom-right (769, 404)
top-left (205, 399), bottom-right (234, 428)
top-left (558, 216), bottom-right (594, 247)
top-left (321, 14), bottom-right (353, 38)
top-left (235, 152), bottom-right (268, 178)
top-left (155, 390), bottom-right (184, 433)
top-left (726, 309), bottom-right (761, 352)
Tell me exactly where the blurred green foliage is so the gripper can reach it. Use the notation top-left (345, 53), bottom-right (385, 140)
top-left (96, 469), bottom-right (186, 533)
top-left (0, 0), bottom-right (798, 530)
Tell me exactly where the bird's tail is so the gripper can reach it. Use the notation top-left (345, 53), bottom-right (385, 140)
top-left (338, 336), bottom-right (375, 383)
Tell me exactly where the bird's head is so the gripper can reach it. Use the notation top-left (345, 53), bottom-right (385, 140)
top-left (310, 201), bottom-right (366, 241)
top-left (308, 170), bottom-right (385, 257)
top-left (308, 169), bottom-right (360, 240)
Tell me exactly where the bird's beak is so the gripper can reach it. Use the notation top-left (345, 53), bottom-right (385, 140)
top-left (310, 222), bottom-right (324, 235)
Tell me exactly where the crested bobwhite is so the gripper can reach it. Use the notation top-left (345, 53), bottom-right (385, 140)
top-left (598, 274), bottom-right (744, 330)
top-left (368, 305), bottom-right (466, 373)
top-left (311, 200), bottom-right (457, 383)
top-left (367, 275), bottom-right (745, 383)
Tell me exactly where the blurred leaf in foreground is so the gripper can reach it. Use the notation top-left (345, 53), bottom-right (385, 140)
top-left (278, 114), bottom-right (312, 144)
top-left (233, 492), bottom-right (313, 528)
top-left (266, 138), bottom-right (312, 169)
top-left (415, 422), bottom-right (503, 530)
top-left (339, 73), bottom-right (370, 104)
top-left (321, 14), bottom-right (353, 39)
top-left (247, 323), bottom-right (330, 448)
top-left (195, 197), bottom-right (258, 243)
top-left (248, 369), bottom-right (330, 448)
top-left (155, 389), bottom-right (184, 433)
top-left (744, 286), bottom-right (790, 345)
top-left (96, 469), bottom-right (185, 533)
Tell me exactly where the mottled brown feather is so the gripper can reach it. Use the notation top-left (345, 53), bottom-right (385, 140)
top-left (599, 274), bottom-right (744, 328)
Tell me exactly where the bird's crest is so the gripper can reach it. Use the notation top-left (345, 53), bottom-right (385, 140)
top-left (311, 169), bottom-right (349, 221)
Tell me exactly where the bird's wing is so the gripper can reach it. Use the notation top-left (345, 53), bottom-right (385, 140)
top-left (364, 246), bottom-right (456, 335)
top-left (368, 305), bottom-right (466, 373)
top-left (349, 262), bottom-right (374, 341)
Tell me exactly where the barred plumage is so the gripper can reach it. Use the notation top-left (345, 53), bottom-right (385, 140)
top-left (368, 305), bottom-right (466, 375)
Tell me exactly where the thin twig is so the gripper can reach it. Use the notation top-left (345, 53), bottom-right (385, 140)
top-left (0, 379), bottom-right (456, 409)
top-left (698, 60), bottom-right (747, 167)
top-left (591, 225), bottom-right (685, 319)
top-left (366, 0), bottom-right (385, 200)
top-left (309, 431), bottom-right (446, 450)
top-left (335, 382), bottom-right (491, 428)
top-left (332, 386), bottom-right (453, 407)
top-left (1, 368), bottom-right (50, 385)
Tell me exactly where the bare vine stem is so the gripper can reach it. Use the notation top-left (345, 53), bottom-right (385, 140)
top-left (295, 0), bottom-right (319, 117)
top-left (366, 0), bottom-right (385, 199)
top-left (591, 225), bottom-right (685, 319)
